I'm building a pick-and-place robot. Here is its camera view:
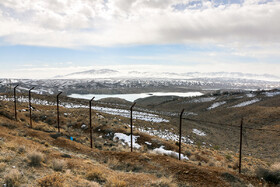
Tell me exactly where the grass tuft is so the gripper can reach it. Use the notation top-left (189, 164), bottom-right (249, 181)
top-left (52, 159), bottom-right (65, 171)
top-left (37, 173), bottom-right (65, 187)
top-left (86, 167), bottom-right (107, 184)
top-left (4, 169), bottom-right (22, 187)
top-left (28, 151), bottom-right (44, 167)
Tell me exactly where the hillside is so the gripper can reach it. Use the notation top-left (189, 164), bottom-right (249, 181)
top-left (0, 91), bottom-right (280, 186)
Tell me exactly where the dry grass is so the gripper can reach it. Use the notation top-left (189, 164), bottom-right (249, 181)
top-left (106, 157), bottom-right (119, 168)
top-left (105, 176), bottom-right (127, 187)
top-left (86, 167), bottom-right (107, 184)
top-left (34, 122), bottom-right (56, 132)
top-left (0, 99), bottom-right (276, 186)
top-left (150, 177), bottom-right (177, 187)
top-left (270, 162), bottom-right (280, 171)
top-left (0, 162), bottom-right (7, 172)
top-left (37, 173), bottom-right (65, 187)
top-left (52, 159), bottom-right (65, 172)
top-left (4, 169), bottom-right (22, 187)
top-left (28, 151), bottom-right (44, 167)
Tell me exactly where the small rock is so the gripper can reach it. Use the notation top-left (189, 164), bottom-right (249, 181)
top-left (61, 154), bottom-right (71, 158)
top-left (81, 124), bottom-right (88, 130)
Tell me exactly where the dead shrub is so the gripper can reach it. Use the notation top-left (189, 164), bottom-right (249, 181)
top-left (86, 167), bottom-right (107, 184)
top-left (37, 173), bottom-right (65, 187)
top-left (52, 159), bottom-right (65, 171)
top-left (4, 169), bottom-right (22, 187)
top-left (66, 160), bottom-right (76, 169)
top-left (28, 151), bottom-right (44, 167)
top-left (18, 145), bottom-right (26, 154)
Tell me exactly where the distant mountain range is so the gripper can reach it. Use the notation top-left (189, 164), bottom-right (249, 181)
top-left (1, 69), bottom-right (280, 95)
top-left (55, 68), bottom-right (280, 82)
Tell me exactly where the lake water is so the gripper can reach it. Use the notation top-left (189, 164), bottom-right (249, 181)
top-left (68, 92), bottom-right (203, 102)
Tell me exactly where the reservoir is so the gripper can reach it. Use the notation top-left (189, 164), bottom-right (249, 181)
top-left (68, 92), bottom-right (203, 102)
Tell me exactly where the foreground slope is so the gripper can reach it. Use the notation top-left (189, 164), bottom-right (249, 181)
top-left (0, 97), bottom-right (278, 186)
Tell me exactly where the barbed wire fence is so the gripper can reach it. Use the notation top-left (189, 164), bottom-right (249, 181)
top-left (0, 84), bottom-right (279, 174)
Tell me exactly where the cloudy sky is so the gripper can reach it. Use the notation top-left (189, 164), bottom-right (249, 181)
top-left (0, 0), bottom-right (280, 79)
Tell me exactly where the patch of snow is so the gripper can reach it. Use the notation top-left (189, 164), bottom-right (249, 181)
top-left (192, 129), bottom-right (206, 136)
top-left (232, 99), bottom-right (260, 108)
top-left (113, 133), bottom-right (141, 149)
top-left (207, 101), bottom-right (226, 110)
top-left (190, 97), bottom-right (216, 103)
top-left (91, 106), bottom-right (169, 123)
top-left (264, 91), bottom-right (280, 97)
top-left (153, 146), bottom-right (189, 160)
top-left (0, 95), bottom-right (169, 123)
top-left (145, 142), bottom-right (152, 145)
top-left (246, 93), bottom-right (255, 98)
top-left (235, 96), bottom-right (244, 99)
top-left (137, 127), bottom-right (194, 144)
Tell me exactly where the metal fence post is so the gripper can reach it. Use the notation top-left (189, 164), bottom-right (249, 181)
top-left (89, 97), bottom-right (95, 148)
top-left (239, 118), bottom-right (243, 174)
top-left (29, 87), bottom-right (34, 128)
top-left (130, 102), bottom-right (136, 152)
top-left (14, 85), bottom-right (19, 121)
top-left (57, 92), bottom-right (62, 133)
top-left (179, 109), bottom-right (185, 160)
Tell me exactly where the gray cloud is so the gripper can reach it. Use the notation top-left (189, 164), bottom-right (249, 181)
top-left (0, 0), bottom-right (279, 49)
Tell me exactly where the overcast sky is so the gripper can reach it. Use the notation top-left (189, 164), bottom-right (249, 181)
top-left (0, 0), bottom-right (280, 79)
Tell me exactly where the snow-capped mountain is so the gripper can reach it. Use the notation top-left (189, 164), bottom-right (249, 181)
top-left (1, 69), bottom-right (280, 95)
top-left (55, 69), bottom-right (119, 79)
top-left (55, 69), bottom-right (280, 82)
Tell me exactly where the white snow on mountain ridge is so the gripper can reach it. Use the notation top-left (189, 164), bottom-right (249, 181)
top-left (56, 69), bottom-right (280, 82)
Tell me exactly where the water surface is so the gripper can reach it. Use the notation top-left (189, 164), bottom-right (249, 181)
top-left (68, 92), bottom-right (203, 102)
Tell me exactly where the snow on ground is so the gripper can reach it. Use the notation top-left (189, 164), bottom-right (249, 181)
top-left (0, 95), bottom-right (169, 123)
top-left (153, 146), bottom-right (189, 160)
top-left (137, 127), bottom-right (194, 144)
top-left (264, 91), bottom-right (280, 97)
top-left (90, 106), bottom-right (169, 123)
top-left (246, 93), bottom-right (256, 98)
top-left (145, 142), bottom-right (152, 145)
top-left (232, 99), bottom-right (260, 108)
top-left (207, 101), bottom-right (226, 110)
top-left (192, 129), bottom-right (206, 136)
top-left (113, 133), bottom-right (141, 149)
top-left (190, 97), bottom-right (216, 103)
